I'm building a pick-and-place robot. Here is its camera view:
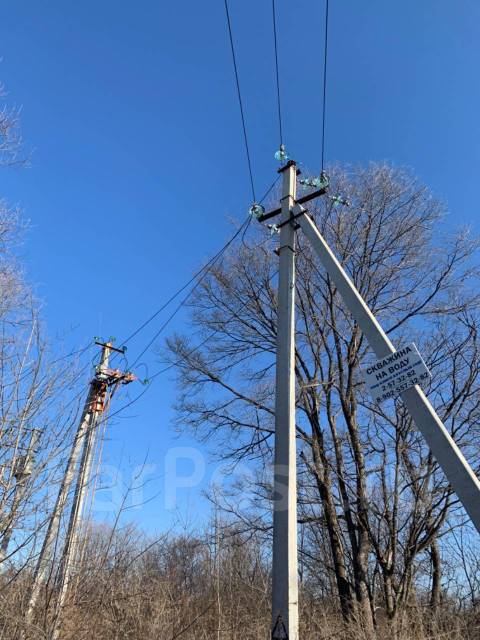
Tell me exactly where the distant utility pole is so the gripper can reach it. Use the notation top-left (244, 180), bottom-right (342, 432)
top-left (51, 341), bottom-right (134, 640)
top-left (0, 428), bottom-right (41, 564)
top-left (271, 161), bottom-right (299, 640)
top-left (256, 159), bottom-right (480, 639)
top-left (22, 341), bottom-right (134, 639)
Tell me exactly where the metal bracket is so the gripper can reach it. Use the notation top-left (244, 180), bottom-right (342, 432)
top-left (275, 244), bottom-right (295, 256)
top-left (94, 340), bottom-right (126, 355)
top-left (274, 208), bottom-right (308, 231)
top-left (257, 187), bottom-right (328, 223)
top-left (96, 367), bottom-right (136, 386)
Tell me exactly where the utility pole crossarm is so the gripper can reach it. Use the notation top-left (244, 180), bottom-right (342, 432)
top-left (257, 183), bottom-right (329, 223)
top-left (296, 207), bottom-right (480, 534)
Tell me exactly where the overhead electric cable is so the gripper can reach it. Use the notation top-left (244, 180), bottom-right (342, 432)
top-left (33, 202), bottom-right (275, 464)
top-left (321, 0), bottom-right (330, 172)
top-left (129, 289), bottom-right (198, 370)
top-left (120, 252), bottom-right (227, 348)
top-left (224, 0), bottom-right (256, 202)
top-left (105, 172), bottom-right (280, 371)
top-left (97, 268), bottom-right (280, 426)
top-left (241, 174), bottom-right (281, 246)
top-left (272, 0), bottom-right (283, 147)
top-left (118, 214), bottom-right (254, 354)
top-left (51, 344), bottom-right (94, 366)
top-left (128, 216), bottom-right (250, 367)
top-left (260, 174), bottom-right (281, 204)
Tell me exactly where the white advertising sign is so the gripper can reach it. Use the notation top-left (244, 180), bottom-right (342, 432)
top-left (363, 342), bottom-right (431, 404)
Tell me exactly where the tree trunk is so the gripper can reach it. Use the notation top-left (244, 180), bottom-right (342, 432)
top-left (310, 437), bottom-right (356, 623)
top-left (429, 539), bottom-right (441, 610)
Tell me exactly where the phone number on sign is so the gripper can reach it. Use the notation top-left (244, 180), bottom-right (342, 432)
top-left (375, 371), bottom-right (429, 402)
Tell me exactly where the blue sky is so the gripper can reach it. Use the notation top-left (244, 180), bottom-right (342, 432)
top-left (1, 0), bottom-right (480, 534)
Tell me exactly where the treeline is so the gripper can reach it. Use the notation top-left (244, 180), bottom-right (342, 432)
top-left (0, 521), bottom-right (478, 639)
top-left (1, 83), bottom-right (480, 639)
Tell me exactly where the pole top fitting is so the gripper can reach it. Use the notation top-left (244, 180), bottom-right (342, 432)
top-left (94, 340), bottom-right (126, 354)
top-left (277, 159), bottom-right (296, 174)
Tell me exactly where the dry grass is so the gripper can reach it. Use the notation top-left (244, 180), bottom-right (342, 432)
top-left (0, 527), bottom-right (478, 640)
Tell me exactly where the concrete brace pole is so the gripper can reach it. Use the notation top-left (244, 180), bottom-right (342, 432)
top-left (272, 161), bottom-right (299, 640)
top-left (297, 208), bottom-right (480, 534)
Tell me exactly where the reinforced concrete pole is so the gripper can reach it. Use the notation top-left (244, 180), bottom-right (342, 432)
top-left (271, 161), bottom-right (299, 640)
top-left (22, 346), bottom-right (107, 636)
top-left (51, 344), bottom-right (111, 640)
top-left (297, 208), bottom-right (480, 534)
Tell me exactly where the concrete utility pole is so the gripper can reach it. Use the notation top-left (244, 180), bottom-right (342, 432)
top-left (51, 342), bottom-right (113, 640)
top-left (0, 429), bottom-right (41, 563)
top-left (256, 165), bottom-right (480, 637)
top-left (271, 161), bottom-right (299, 640)
top-left (23, 379), bottom-right (99, 636)
top-left (23, 341), bottom-right (134, 639)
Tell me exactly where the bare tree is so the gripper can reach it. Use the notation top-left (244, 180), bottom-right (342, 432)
top-left (0, 81), bottom-right (26, 168)
top-left (166, 164), bottom-right (480, 632)
top-left (0, 83), bottom-right (95, 622)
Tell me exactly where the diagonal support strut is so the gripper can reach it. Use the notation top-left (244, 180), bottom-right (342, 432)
top-left (295, 204), bottom-right (480, 534)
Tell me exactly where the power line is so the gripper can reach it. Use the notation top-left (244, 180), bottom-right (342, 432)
top-left (98, 267), bottom-right (280, 426)
top-left (50, 344), bottom-right (94, 366)
top-left (321, 0), bottom-right (330, 172)
top-left (54, 216), bottom-right (252, 439)
top-left (119, 247), bottom-right (231, 350)
top-left (241, 174), bottom-right (281, 246)
top-left (42, 186), bottom-right (280, 446)
top-left (224, 0), bottom-right (256, 202)
top-left (259, 174), bottom-right (281, 204)
top-left (112, 176), bottom-right (281, 366)
top-left (128, 216), bottom-right (250, 368)
top-left (110, 11), bottom-right (282, 365)
top-left (129, 289), bottom-right (196, 370)
top-left (272, 0), bottom-right (283, 147)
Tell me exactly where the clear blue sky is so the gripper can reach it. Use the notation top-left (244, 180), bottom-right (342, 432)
top-left (1, 0), bottom-right (479, 534)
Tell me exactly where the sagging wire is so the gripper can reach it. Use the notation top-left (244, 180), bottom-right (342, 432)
top-left (127, 215), bottom-right (251, 370)
top-left (272, 0), bottom-right (283, 150)
top-left (321, 0), bottom-right (329, 173)
top-left (94, 267), bottom-right (280, 425)
top-left (122, 171), bottom-right (280, 372)
top-left (224, 0), bottom-right (256, 202)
